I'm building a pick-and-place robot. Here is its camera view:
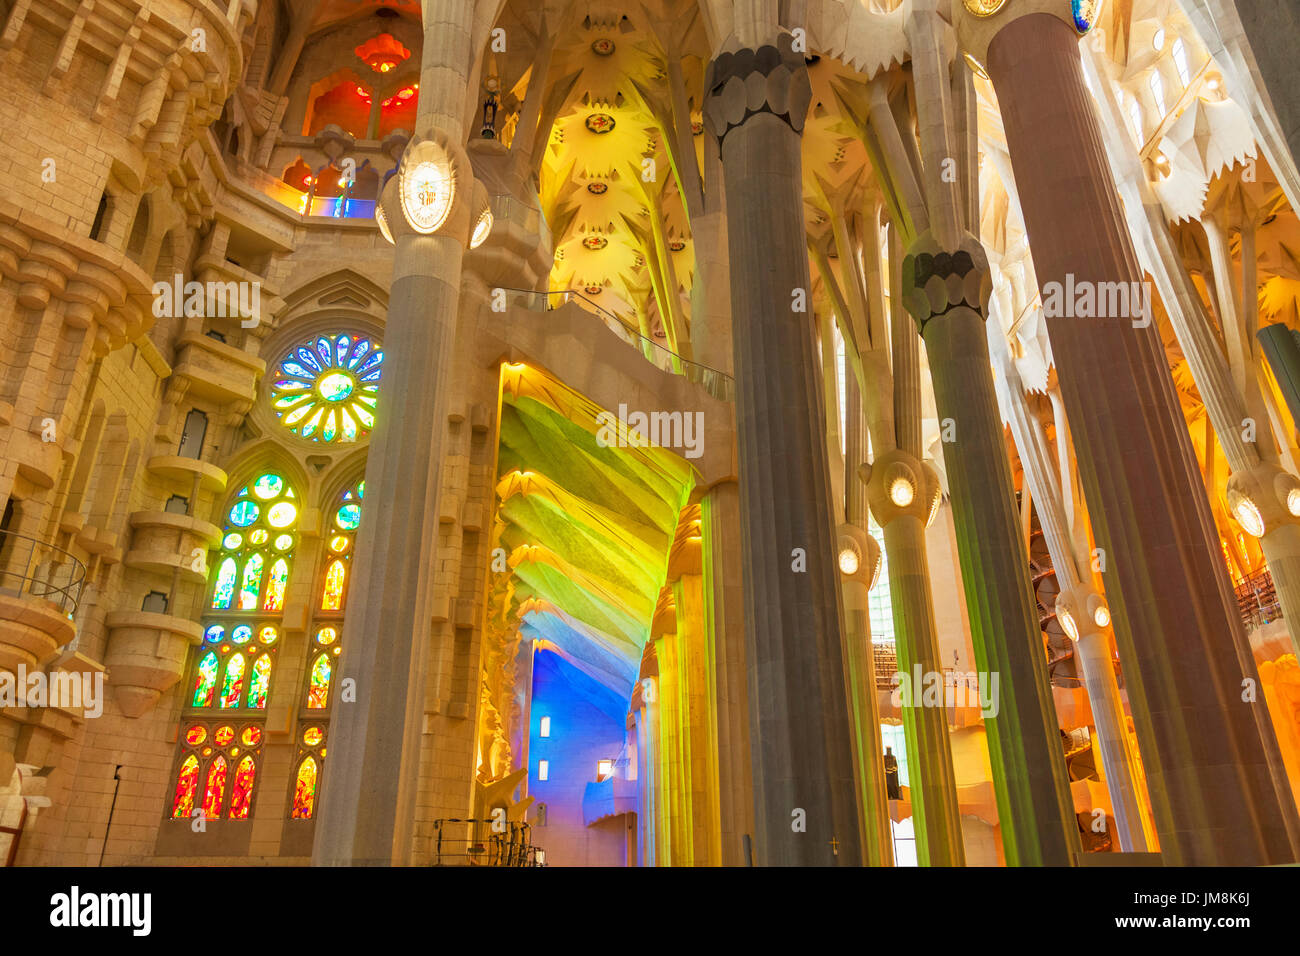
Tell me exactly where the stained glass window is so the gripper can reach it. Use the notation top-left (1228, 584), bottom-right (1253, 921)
top-left (288, 479), bottom-right (363, 819)
top-left (203, 756), bottom-right (228, 818)
top-left (211, 479), bottom-right (297, 612)
top-left (270, 333), bottom-right (383, 443)
top-left (293, 756), bottom-right (318, 819)
top-left (171, 755), bottom-right (200, 818)
top-left (192, 651), bottom-right (218, 707)
top-left (172, 471), bottom-right (299, 825)
top-left (168, 723), bottom-right (263, 821)
top-left (292, 725), bottom-right (327, 820)
top-left (220, 653), bottom-right (246, 708)
top-left (229, 756), bottom-right (257, 819)
top-left (307, 654), bottom-right (332, 709)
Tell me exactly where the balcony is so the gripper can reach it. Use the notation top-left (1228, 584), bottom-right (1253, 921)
top-left (0, 530), bottom-right (83, 672)
top-left (499, 287), bottom-right (735, 403)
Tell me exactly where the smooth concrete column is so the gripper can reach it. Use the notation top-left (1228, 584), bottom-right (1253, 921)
top-left (703, 35), bottom-right (862, 865)
top-left (980, 9), bottom-right (1299, 864)
top-left (313, 0), bottom-right (475, 866)
top-left (901, 235), bottom-right (1078, 866)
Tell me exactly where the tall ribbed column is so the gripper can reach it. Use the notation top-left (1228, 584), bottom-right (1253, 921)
top-left (901, 234), bottom-right (1077, 865)
top-left (989, 324), bottom-right (1153, 851)
top-left (867, 457), bottom-right (965, 865)
top-left (703, 34), bottom-right (863, 865)
top-left (1080, 35), bottom-right (1300, 664)
top-left (313, 0), bottom-right (475, 866)
top-left (700, 483), bottom-right (755, 865)
top-left (971, 5), bottom-right (1299, 864)
top-left (841, 376), bottom-right (893, 866)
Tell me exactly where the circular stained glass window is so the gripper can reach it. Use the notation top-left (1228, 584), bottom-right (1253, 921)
top-left (185, 726), bottom-right (207, 745)
top-left (304, 727), bottom-right (324, 747)
top-left (336, 503), bottom-right (361, 530)
top-left (204, 625), bottom-right (225, 643)
top-left (268, 502), bottom-right (298, 528)
top-left (260, 626), bottom-right (279, 645)
top-left (222, 533), bottom-right (242, 549)
top-left (232, 625), bottom-right (252, 644)
top-left (229, 500), bottom-right (259, 527)
top-left (242, 727), bottom-right (263, 747)
top-left (271, 333), bottom-right (382, 443)
top-left (250, 529), bottom-right (269, 545)
top-left (253, 474), bottom-right (283, 499)
top-left (329, 535), bottom-right (349, 553)
top-left (274, 534), bottom-right (294, 551)
top-left (316, 627), bottom-right (338, 646)
top-left (214, 726), bottom-right (236, 747)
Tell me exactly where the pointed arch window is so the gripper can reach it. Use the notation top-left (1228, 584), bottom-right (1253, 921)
top-left (168, 471), bottom-right (297, 824)
top-left (169, 724), bottom-right (265, 820)
top-left (289, 478), bottom-right (364, 819)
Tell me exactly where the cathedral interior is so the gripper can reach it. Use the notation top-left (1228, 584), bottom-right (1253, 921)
top-left (2, 0), bottom-right (1300, 869)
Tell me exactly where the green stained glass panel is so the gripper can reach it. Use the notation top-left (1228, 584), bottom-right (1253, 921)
top-left (247, 655), bottom-right (272, 709)
top-left (192, 651), bottom-right (218, 707)
top-left (238, 554), bottom-right (264, 610)
top-left (211, 558), bottom-right (237, 609)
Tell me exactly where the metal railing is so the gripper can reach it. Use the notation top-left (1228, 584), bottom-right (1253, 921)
top-left (1236, 566), bottom-right (1281, 632)
top-left (430, 817), bottom-right (546, 867)
top-left (0, 529), bottom-right (86, 617)
top-left (500, 287), bottom-right (735, 403)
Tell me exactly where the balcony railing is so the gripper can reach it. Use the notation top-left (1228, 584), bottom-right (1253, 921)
top-left (430, 818), bottom-right (545, 867)
top-left (0, 529), bottom-right (86, 617)
top-left (1236, 566), bottom-right (1282, 632)
top-left (501, 287), bottom-right (735, 403)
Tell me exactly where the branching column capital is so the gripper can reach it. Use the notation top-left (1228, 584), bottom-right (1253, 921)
top-left (702, 34), bottom-right (812, 149)
top-left (900, 231), bottom-right (992, 336)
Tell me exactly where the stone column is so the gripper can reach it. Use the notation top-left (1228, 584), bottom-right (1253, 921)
top-left (1259, 323), bottom-right (1300, 424)
top-left (991, 322), bottom-right (1154, 851)
top-left (963, 2), bottom-right (1299, 864)
top-left (313, 0), bottom-right (476, 866)
top-left (900, 233), bottom-right (1078, 865)
top-left (865, 450), bottom-right (965, 865)
top-left (841, 369), bottom-right (893, 866)
top-left (703, 34), bottom-right (863, 865)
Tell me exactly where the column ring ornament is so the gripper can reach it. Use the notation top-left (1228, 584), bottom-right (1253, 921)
top-left (703, 33), bottom-right (812, 148)
top-left (900, 232), bottom-right (993, 336)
